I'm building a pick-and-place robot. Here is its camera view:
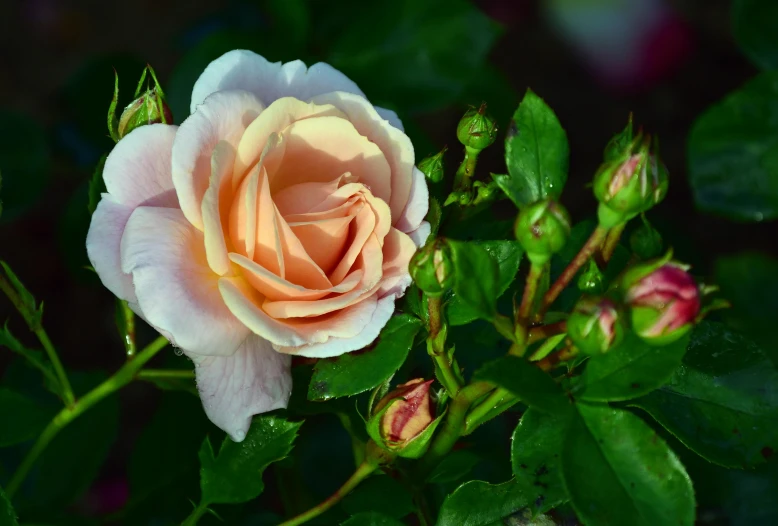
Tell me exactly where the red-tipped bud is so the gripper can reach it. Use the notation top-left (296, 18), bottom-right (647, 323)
top-left (567, 296), bottom-right (625, 355)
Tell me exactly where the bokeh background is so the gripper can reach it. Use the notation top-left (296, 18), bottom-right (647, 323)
top-left (0, 0), bottom-right (777, 524)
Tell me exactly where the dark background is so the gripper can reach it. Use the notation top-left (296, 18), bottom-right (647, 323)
top-left (0, 0), bottom-right (776, 523)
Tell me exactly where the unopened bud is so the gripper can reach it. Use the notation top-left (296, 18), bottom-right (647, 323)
top-left (514, 199), bottom-right (571, 265)
top-left (578, 260), bottom-right (605, 295)
top-left (367, 379), bottom-right (440, 458)
top-left (629, 216), bottom-right (663, 260)
top-left (409, 240), bottom-right (454, 297)
top-left (118, 87), bottom-right (172, 139)
top-left (622, 259), bottom-right (700, 345)
top-left (603, 113), bottom-right (634, 162)
top-left (418, 148), bottom-right (446, 184)
top-left (593, 133), bottom-right (668, 228)
top-left (457, 103), bottom-right (497, 151)
top-left (567, 296), bottom-right (624, 355)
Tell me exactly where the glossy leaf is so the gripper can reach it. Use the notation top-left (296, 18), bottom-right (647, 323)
top-left (308, 315), bottom-right (422, 400)
top-left (437, 478), bottom-right (552, 526)
top-left (340, 512), bottom-right (405, 526)
top-left (510, 409), bottom-right (569, 510)
top-left (0, 388), bottom-right (54, 447)
top-left (446, 240), bottom-right (502, 323)
top-left (448, 241), bottom-right (523, 326)
top-left (632, 322), bottom-right (778, 468)
top-left (0, 110), bottom-right (49, 222)
top-left (688, 71), bottom-right (778, 221)
top-left (476, 356), bottom-right (570, 414)
top-left (199, 415), bottom-right (302, 505)
top-left (428, 450), bottom-right (480, 484)
top-left (732, 0), bottom-right (778, 70)
top-left (341, 475), bottom-right (414, 519)
top-left (562, 404), bottom-right (694, 526)
top-left (495, 89), bottom-right (569, 209)
top-left (0, 486), bottom-right (18, 526)
top-left (577, 331), bottom-right (691, 402)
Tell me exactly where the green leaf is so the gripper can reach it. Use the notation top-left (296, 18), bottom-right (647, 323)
top-left (562, 404), bottom-right (694, 526)
top-left (631, 322), bottom-right (778, 468)
top-left (199, 415), bottom-right (302, 505)
top-left (340, 512), bottom-right (405, 526)
top-left (0, 110), bottom-right (49, 222)
top-left (732, 0), bottom-right (778, 70)
top-left (495, 89), bottom-right (569, 209)
top-left (577, 331), bottom-right (691, 402)
top-left (426, 196), bottom-right (443, 237)
top-left (0, 323), bottom-right (62, 399)
top-left (341, 474), bottom-right (414, 519)
top-left (0, 388), bottom-right (54, 447)
top-left (0, 486), bottom-right (18, 526)
top-left (688, 71), bottom-right (778, 221)
top-left (446, 240), bottom-right (505, 323)
top-left (308, 315), bottom-right (422, 401)
top-left (428, 449), bottom-right (480, 484)
top-left (87, 155), bottom-right (107, 215)
top-left (448, 241), bottom-right (523, 326)
top-left (321, 0), bottom-right (501, 112)
top-left (476, 356), bottom-right (570, 414)
top-left (0, 262), bottom-right (41, 328)
top-left (510, 409), bottom-right (569, 511)
top-left (437, 478), bottom-right (550, 526)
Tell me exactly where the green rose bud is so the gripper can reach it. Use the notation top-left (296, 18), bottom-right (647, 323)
top-left (603, 113), bottom-right (634, 162)
top-left (567, 296), bottom-right (625, 356)
top-left (593, 133), bottom-right (668, 228)
top-left (629, 215), bottom-right (663, 260)
top-left (409, 240), bottom-right (454, 297)
top-left (456, 103), bottom-right (497, 151)
top-left (514, 199), bottom-right (572, 265)
top-left (418, 148), bottom-right (446, 184)
top-left (117, 87), bottom-right (173, 139)
top-left (577, 260), bottom-right (605, 295)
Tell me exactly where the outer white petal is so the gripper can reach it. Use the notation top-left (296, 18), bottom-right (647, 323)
top-left (86, 196), bottom-right (137, 303)
top-left (190, 335), bottom-right (292, 442)
top-left (120, 206), bottom-right (249, 356)
top-left (407, 221), bottom-right (431, 248)
top-left (190, 50), bottom-right (365, 111)
top-left (374, 106), bottom-right (404, 131)
top-left (395, 167), bottom-right (429, 233)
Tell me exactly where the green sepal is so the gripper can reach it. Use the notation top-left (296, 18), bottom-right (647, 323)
top-left (366, 400), bottom-right (445, 459)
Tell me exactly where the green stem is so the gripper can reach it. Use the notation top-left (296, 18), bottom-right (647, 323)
top-left (527, 321), bottom-right (567, 346)
top-left (0, 275), bottom-right (75, 407)
top-left (181, 500), bottom-right (209, 526)
top-left (427, 296), bottom-right (461, 397)
top-left (518, 262), bottom-right (546, 323)
top-left (601, 222), bottom-right (626, 264)
top-left (540, 225), bottom-right (609, 317)
top-left (5, 335), bottom-right (168, 498)
top-left (117, 299), bottom-right (136, 359)
top-left (279, 461), bottom-right (378, 526)
top-left (464, 387), bottom-right (515, 434)
top-left (136, 369), bottom-right (195, 380)
top-left (453, 146), bottom-right (480, 191)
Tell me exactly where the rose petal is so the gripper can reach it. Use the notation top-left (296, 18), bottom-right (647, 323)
top-left (121, 207), bottom-right (249, 356)
top-left (374, 106), bottom-right (404, 131)
top-left (86, 196), bottom-right (137, 303)
top-left (407, 221), bottom-right (431, 248)
top-left (377, 228), bottom-right (417, 298)
top-left (274, 208), bottom-right (332, 290)
top-left (190, 50), bottom-right (364, 112)
top-left (395, 167), bottom-right (429, 233)
top-left (201, 141), bottom-right (236, 275)
top-left (190, 334), bottom-right (292, 442)
top-left (173, 90), bottom-right (264, 230)
top-left (103, 124), bottom-right (178, 207)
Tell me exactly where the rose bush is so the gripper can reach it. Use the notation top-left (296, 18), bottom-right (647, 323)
top-left (86, 50), bottom-right (430, 441)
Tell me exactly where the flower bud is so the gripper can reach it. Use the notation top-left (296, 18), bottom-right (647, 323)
top-left (603, 113), bottom-right (634, 162)
top-left (367, 379), bottom-right (441, 458)
top-left (567, 296), bottom-right (624, 355)
top-left (409, 240), bottom-right (454, 297)
top-left (629, 216), bottom-right (663, 260)
top-left (593, 134), bottom-right (668, 228)
top-left (456, 103), bottom-right (497, 151)
top-left (622, 260), bottom-right (700, 345)
top-left (472, 180), bottom-right (501, 205)
top-left (418, 148), bottom-right (446, 184)
top-left (514, 199), bottom-right (571, 265)
top-left (577, 260), bottom-right (605, 295)
top-left (117, 87), bottom-right (173, 139)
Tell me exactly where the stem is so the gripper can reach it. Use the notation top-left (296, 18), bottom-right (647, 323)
top-left (540, 225), bottom-right (609, 317)
top-left (518, 262), bottom-right (546, 323)
top-left (5, 335), bottom-right (168, 497)
top-left (181, 500), bottom-right (209, 526)
top-left (427, 296), bottom-right (461, 397)
top-left (0, 275), bottom-right (75, 407)
top-left (464, 387), bottom-right (514, 433)
top-left (536, 346), bottom-right (579, 372)
top-left (279, 461), bottom-right (378, 526)
top-left (117, 299), bottom-right (136, 359)
top-left (453, 146), bottom-right (480, 191)
top-left (527, 321), bottom-right (567, 346)
top-left (136, 369), bottom-right (195, 380)
top-left (601, 222), bottom-right (626, 264)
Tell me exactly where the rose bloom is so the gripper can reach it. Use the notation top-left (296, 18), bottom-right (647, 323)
top-left (86, 51), bottom-right (430, 441)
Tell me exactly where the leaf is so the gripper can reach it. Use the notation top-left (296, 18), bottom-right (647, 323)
top-left (476, 356), bottom-right (570, 415)
top-left (340, 512), bottom-right (405, 526)
top-left (631, 322), bottom-right (778, 468)
top-left (0, 110), bottom-right (49, 222)
top-left (341, 475), bottom-right (414, 519)
top-left (510, 409), bottom-right (569, 512)
top-left (308, 315), bottom-right (422, 401)
top-left (437, 478), bottom-right (551, 526)
top-left (562, 404), bottom-right (695, 526)
top-left (87, 155), bottom-right (107, 215)
top-left (0, 388), bottom-right (54, 447)
top-left (495, 89), bottom-right (569, 209)
top-left (0, 486), bottom-right (18, 526)
top-left (446, 241), bottom-right (501, 323)
top-left (0, 323), bottom-right (61, 399)
top-left (577, 331), bottom-right (691, 402)
top-left (321, 0), bottom-right (501, 112)
top-left (428, 450), bottom-right (480, 484)
top-left (448, 241), bottom-right (523, 326)
top-left (688, 71), bottom-right (778, 221)
top-left (732, 0), bottom-right (778, 70)
top-left (426, 196), bottom-right (443, 237)
top-left (0, 262), bottom-right (41, 328)
top-left (199, 415), bottom-right (302, 505)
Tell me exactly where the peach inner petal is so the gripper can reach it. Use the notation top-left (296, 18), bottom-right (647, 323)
top-left (289, 215), bottom-right (354, 275)
top-left (274, 208), bottom-right (332, 290)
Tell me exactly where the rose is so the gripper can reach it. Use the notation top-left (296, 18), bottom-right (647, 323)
top-left (86, 50), bottom-right (430, 441)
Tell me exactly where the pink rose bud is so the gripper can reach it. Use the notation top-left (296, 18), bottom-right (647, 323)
top-left (567, 296), bottom-right (624, 355)
top-left (368, 379), bottom-right (439, 458)
top-left (623, 261), bottom-right (700, 345)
